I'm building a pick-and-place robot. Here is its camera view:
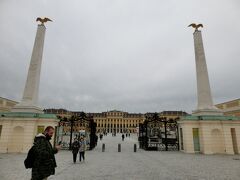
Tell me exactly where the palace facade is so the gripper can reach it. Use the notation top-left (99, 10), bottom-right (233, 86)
top-left (44, 109), bottom-right (188, 133)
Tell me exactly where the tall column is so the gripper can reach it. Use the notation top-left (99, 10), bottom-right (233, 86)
top-left (192, 30), bottom-right (222, 115)
top-left (12, 25), bottom-right (46, 113)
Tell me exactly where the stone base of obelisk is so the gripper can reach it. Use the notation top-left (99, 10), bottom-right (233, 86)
top-left (11, 105), bottom-right (44, 114)
top-left (178, 115), bottom-right (240, 155)
top-left (192, 108), bottom-right (223, 116)
top-left (0, 112), bottom-right (58, 153)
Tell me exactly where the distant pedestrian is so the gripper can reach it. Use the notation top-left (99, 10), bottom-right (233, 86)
top-left (31, 126), bottom-right (61, 180)
top-left (95, 135), bottom-right (98, 146)
top-left (129, 133), bottom-right (130, 137)
top-left (126, 133), bottom-right (128, 137)
top-left (72, 138), bottom-right (80, 163)
top-left (122, 134), bottom-right (125, 141)
top-left (79, 137), bottom-right (86, 162)
top-left (100, 134), bottom-right (103, 140)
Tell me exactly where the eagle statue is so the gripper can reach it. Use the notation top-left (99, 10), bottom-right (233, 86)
top-left (188, 23), bottom-right (203, 31)
top-left (36, 17), bottom-right (52, 25)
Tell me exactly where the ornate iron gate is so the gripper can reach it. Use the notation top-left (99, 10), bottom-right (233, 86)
top-left (57, 112), bottom-right (97, 150)
top-left (138, 113), bottom-right (179, 151)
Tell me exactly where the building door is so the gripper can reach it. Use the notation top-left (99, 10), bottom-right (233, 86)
top-left (193, 128), bottom-right (200, 152)
top-left (231, 128), bottom-right (238, 154)
top-left (9, 126), bottom-right (24, 153)
top-left (211, 129), bottom-right (224, 154)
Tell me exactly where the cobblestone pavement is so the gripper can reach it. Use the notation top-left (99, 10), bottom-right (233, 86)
top-left (0, 134), bottom-right (240, 180)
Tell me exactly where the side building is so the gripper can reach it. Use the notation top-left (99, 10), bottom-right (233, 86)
top-left (215, 98), bottom-right (240, 117)
top-left (0, 98), bottom-right (58, 153)
top-left (0, 97), bottom-right (18, 112)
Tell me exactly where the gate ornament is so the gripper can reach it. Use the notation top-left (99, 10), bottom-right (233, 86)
top-left (57, 112), bottom-right (97, 150)
top-left (188, 23), bottom-right (203, 31)
top-left (138, 113), bottom-right (179, 151)
top-left (36, 17), bottom-right (52, 25)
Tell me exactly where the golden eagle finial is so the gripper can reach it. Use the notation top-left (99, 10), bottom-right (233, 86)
top-left (36, 17), bottom-right (52, 25)
top-left (188, 23), bottom-right (203, 31)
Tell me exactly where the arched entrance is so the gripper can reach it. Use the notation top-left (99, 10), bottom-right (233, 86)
top-left (8, 126), bottom-right (24, 153)
top-left (211, 129), bottom-right (224, 154)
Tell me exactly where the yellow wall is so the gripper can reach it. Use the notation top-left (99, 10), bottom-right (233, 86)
top-left (0, 117), bottom-right (58, 153)
top-left (215, 99), bottom-right (240, 117)
top-left (178, 119), bottom-right (240, 155)
top-left (0, 97), bottom-right (18, 112)
top-left (93, 111), bottom-right (144, 133)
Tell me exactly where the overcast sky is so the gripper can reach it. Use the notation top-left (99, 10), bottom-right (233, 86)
top-left (0, 0), bottom-right (239, 113)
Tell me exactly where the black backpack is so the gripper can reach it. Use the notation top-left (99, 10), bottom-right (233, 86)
top-left (24, 146), bottom-right (36, 169)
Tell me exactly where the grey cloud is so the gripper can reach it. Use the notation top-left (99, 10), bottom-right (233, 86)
top-left (0, 0), bottom-right (239, 113)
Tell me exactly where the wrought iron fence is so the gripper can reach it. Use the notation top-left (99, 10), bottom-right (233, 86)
top-left (138, 113), bottom-right (179, 151)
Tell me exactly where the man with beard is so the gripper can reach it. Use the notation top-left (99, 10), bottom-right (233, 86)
top-left (32, 126), bottom-right (61, 180)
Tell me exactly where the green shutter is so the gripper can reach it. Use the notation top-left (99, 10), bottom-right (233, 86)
top-left (193, 128), bottom-right (200, 152)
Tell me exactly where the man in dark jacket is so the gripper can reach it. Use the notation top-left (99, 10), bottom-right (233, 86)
top-left (122, 134), bottom-right (125, 141)
top-left (32, 126), bottom-right (60, 180)
top-left (72, 138), bottom-right (80, 163)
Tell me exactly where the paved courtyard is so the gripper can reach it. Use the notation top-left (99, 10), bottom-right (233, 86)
top-left (0, 134), bottom-right (240, 180)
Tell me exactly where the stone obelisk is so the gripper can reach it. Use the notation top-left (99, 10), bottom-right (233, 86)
top-left (12, 24), bottom-right (46, 113)
top-left (191, 29), bottom-right (222, 115)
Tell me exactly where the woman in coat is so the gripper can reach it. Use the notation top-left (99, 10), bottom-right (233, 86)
top-left (79, 137), bottom-right (86, 162)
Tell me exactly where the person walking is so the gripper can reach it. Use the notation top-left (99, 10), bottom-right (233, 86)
top-left (72, 138), bottom-right (80, 164)
top-left (122, 134), bottom-right (125, 141)
top-left (79, 137), bottom-right (86, 162)
top-left (95, 134), bottom-right (98, 146)
top-left (32, 126), bottom-right (61, 180)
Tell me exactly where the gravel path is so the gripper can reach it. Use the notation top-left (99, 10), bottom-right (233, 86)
top-left (0, 134), bottom-right (240, 180)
